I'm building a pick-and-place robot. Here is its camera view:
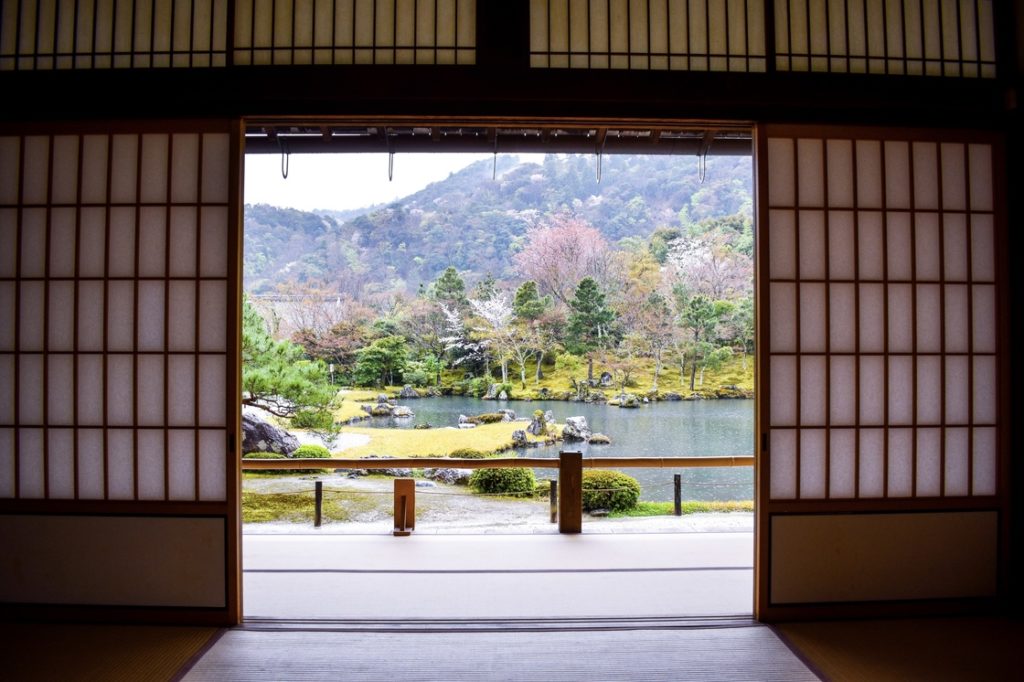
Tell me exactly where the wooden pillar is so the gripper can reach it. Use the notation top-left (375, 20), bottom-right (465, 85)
top-left (393, 478), bottom-right (415, 536)
top-left (558, 451), bottom-right (583, 534)
top-left (314, 480), bottom-right (323, 527)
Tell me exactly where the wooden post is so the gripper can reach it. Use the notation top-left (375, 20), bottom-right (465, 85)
top-left (549, 479), bottom-right (558, 523)
top-left (393, 478), bottom-right (415, 536)
top-left (314, 480), bottom-right (323, 527)
top-left (674, 474), bottom-right (682, 516)
top-left (558, 451), bottom-right (583, 534)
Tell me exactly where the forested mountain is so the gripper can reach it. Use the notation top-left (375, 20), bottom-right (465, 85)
top-left (244, 153), bottom-right (752, 297)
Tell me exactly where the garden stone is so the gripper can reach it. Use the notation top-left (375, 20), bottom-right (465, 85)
top-left (242, 407), bottom-right (299, 455)
top-left (663, 392), bottom-right (682, 401)
top-left (599, 372), bottom-right (613, 387)
top-left (562, 416), bottom-right (592, 441)
top-left (415, 480), bottom-right (436, 488)
top-left (498, 409), bottom-right (516, 421)
top-left (544, 410), bottom-right (554, 423)
top-left (424, 468), bottom-right (472, 485)
top-left (399, 385), bottom-right (420, 399)
top-left (588, 433), bottom-right (611, 444)
top-left (512, 430), bottom-right (528, 447)
top-left (497, 390), bottom-right (508, 400)
top-left (458, 423), bottom-right (476, 429)
top-left (392, 406), bottom-right (414, 417)
top-left (483, 383), bottom-right (500, 399)
top-left (526, 417), bottom-right (545, 436)
top-left (458, 414), bottom-right (470, 424)
top-left (376, 394), bottom-right (390, 404)
top-left (370, 405), bottom-right (393, 416)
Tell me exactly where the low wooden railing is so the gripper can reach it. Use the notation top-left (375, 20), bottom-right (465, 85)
top-left (241, 452), bottom-right (755, 535)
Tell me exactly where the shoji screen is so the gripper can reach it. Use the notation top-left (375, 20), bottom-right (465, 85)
top-left (757, 125), bottom-right (1006, 619)
top-left (0, 121), bottom-right (241, 624)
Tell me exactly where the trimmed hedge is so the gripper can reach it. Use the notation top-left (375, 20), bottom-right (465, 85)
top-left (292, 444), bottom-right (331, 459)
top-left (448, 448), bottom-right (490, 459)
top-left (581, 470), bottom-right (641, 512)
top-left (469, 467), bottom-right (536, 497)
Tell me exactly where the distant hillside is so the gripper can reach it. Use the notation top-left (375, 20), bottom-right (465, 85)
top-left (243, 153), bottom-right (752, 296)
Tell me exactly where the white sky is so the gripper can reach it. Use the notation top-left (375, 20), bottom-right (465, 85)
top-left (244, 152), bottom-right (540, 212)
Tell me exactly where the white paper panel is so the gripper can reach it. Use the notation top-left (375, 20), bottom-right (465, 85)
top-left (972, 355), bottom-right (996, 425)
top-left (915, 212), bottom-right (941, 280)
top-left (168, 355), bottom-right (195, 426)
top-left (912, 142), bottom-right (939, 210)
top-left (19, 281), bottom-right (44, 351)
top-left (20, 209), bottom-right (47, 277)
top-left (971, 285), bottom-right (996, 354)
top-left (826, 139), bottom-right (854, 207)
top-left (859, 428), bottom-right (885, 498)
top-left (970, 215), bottom-right (995, 282)
top-left (0, 429), bottom-right (13, 497)
top-left (0, 137), bottom-right (20, 205)
top-left (859, 356), bottom-right (885, 425)
top-left (800, 356), bottom-right (827, 426)
top-left (943, 214), bottom-right (968, 281)
top-left (201, 134), bottom-right (230, 204)
top-left (857, 212), bottom-right (884, 280)
top-left (138, 429), bottom-right (165, 500)
top-left (769, 283), bottom-right (796, 352)
top-left (916, 355), bottom-right (943, 425)
top-left (888, 356), bottom-right (913, 425)
top-left (968, 144), bottom-right (993, 211)
top-left (769, 210), bottom-right (796, 279)
top-left (799, 429), bottom-right (826, 499)
top-left (199, 282), bottom-right (227, 352)
top-left (198, 429), bottom-right (226, 501)
top-left (78, 207), bottom-right (106, 278)
top-left (138, 207), bottom-right (167, 277)
top-left (198, 355), bottom-right (226, 427)
top-left (168, 429), bottom-right (195, 501)
top-left (199, 207), bottom-right (229, 277)
top-left (51, 136), bottom-right (79, 205)
top-left (0, 210), bottom-right (17, 277)
top-left (797, 139), bottom-right (824, 207)
top-left (883, 140), bottom-right (911, 209)
top-left (47, 354), bottom-right (74, 425)
top-left (888, 428), bottom-right (914, 497)
top-left (80, 135), bottom-right (109, 204)
top-left (110, 134), bottom-right (138, 204)
top-left (770, 355), bottom-right (797, 427)
top-left (828, 283), bottom-right (856, 352)
top-left (944, 427), bottom-right (970, 497)
top-left (168, 281), bottom-right (196, 352)
top-left (76, 354), bottom-right (104, 426)
top-left (169, 207), bottom-right (197, 277)
top-left (0, 355), bottom-right (13, 423)
top-left (106, 355), bottom-right (133, 426)
top-left (107, 429), bottom-right (134, 500)
top-left (826, 210), bottom-right (854, 279)
top-left (798, 211), bottom-right (826, 279)
top-left (107, 208), bottom-right (136, 277)
top-left (137, 355), bottom-right (165, 427)
top-left (47, 428), bottom-right (75, 499)
top-left (49, 208), bottom-right (77, 277)
top-left (799, 283), bottom-right (826, 353)
top-left (944, 284), bottom-right (969, 353)
top-left (22, 136), bottom-right (49, 205)
top-left (829, 428), bottom-right (856, 499)
top-left (171, 134), bottom-right (200, 204)
top-left (858, 283), bottom-right (884, 353)
top-left (107, 281), bottom-right (135, 352)
top-left (18, 355), bottom-right (44, 424)
top-left (916, 428), bottom-right (942, 497)
top-left (137, 281), bottom-right (165, 352)
top-left (770, 429), bottom-right (797, 499)
top-left (768, 139), bottom-right (795, 206)
top-left (972, 427), bottom-right (997, 496)
top-left (886, 212), bottom-right (912, 281)
top-left (18, 428), bottom-right (45, 498)
top-left (829, 356), bottom-right (856, 426)
top-left (0, 283), bottom-right (13, 352)
top-left (940, 143), bottom-right (966, 211)
top-left (140, 135), bottom-right (169, 204)
top-left (76, 428), bottom-right (104, 499)
top-left (945, 355), bottom-right (970, 424)
top-left (887, 284), bottom-right (913, 353)
top-left (915, 284), bottom-right (942, 353)
top-left (77, 281), bottom-right (104, 352)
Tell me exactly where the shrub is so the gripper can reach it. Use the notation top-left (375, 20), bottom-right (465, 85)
top-left (291, 409), bottom-right (336, 430)
top-left (470, 467), bottom-right (536, 497)
top-left (448, 448), bottom-right (490, 459)
top-left (242, 452), bottom-right (286, 460)
top-left (581, 470), bottom-right (641, 512)
top-left (467, 377), bottom-right (491, 398)
top-left (293, 444), bottom-right (331, 459)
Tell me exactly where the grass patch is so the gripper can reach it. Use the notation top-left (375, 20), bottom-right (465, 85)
top-left (338, 422), bottom-right (549, 458)
top-left (607, 500), bottom-right (754, 518)
top-left (242, 488), bottom-right (383, 523)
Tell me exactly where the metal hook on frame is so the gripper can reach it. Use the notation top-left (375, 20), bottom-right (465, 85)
top-left (279, 137), bottom-right (290, 179)
top-left (492, 132), bottom-right (499, 181)
top-left (595, 131), bottom-right (607, 184)
top-left (697, 132), bottom-right (714, 184)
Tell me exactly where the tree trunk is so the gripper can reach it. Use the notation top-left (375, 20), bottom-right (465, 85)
top-left (699, 364), bottom-right (705, 387)
top-left (535, 350), bottom-right (543, 382)
top-left (587, 355), bottom-right (594, 382)
top-left (688, 359), bottom-right (697, 391)
top-left (501, 361), bottom-right (508, 384)
top-left (520, 366), bottom-right (527, 389)
top-left (653, 350), bottom-right (662, 390)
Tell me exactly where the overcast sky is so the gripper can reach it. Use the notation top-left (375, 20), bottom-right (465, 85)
top-left (244, 152), bottom-right (525, 212)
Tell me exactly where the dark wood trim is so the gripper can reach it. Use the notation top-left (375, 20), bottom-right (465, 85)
top-left (759, 596), bottom-right (1006, 622)
top-left (0, 602), bottom-right (236, 626)
top-left (753, 122), bottom-right (771, 620)
top-left (765, 497), bottom-right (1002, 514)
top-left (0, 500), bottom-right (230, 515)
top-left (225, 118), bottom-right (244, 625)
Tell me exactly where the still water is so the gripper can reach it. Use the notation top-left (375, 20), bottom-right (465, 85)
top-left (359, 397), bottom-right (755, 502)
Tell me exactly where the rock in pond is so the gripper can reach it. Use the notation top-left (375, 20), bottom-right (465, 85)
top-left (588, 433), bottom-right (611, 444)
top-left (392, 406), bottom-right (414, 417)
top-left (512, 429), bottom-right (528, 447)
top-left (399, 385), bottom-right (421, 399)
top-left (562, 416), bottom-right (592, 442)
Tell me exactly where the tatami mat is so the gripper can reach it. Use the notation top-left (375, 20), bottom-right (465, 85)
top-left (182, 625), bottom-right (819, 681)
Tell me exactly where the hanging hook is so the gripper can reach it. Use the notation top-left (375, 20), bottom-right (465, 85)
top-left (595, 130), bottom-right (607, 184)
top-left (279, 137), bottom-right (290, 179)
top-left (697, 132), bottom-right (714, 184)
top-left (492, 132), bottom-right (498, 181)
top-left (388, 151), bottom-right (394, 182)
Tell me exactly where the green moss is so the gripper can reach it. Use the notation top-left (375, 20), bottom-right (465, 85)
top-left (340, 422), bottom-right (547, 458)
top-left (242, 488), bottom-right (382, 523)
top-left (608, 500), bottom-right (754, 518)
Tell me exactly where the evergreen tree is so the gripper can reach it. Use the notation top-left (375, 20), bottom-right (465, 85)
top-left (473, 273), bottom-right (499, 302)
top-left (431, 266), bottom-right (468, 308)
top-left (353, 336), bottom-right (410, 387)
top-left (566, 277), bottom-right (617, 381)
top-left (512, 280), bottom-right (550, 321)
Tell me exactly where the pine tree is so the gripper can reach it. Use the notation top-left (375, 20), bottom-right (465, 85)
top-left (566, 277), bottom-right (617, 381)
top-left (512, 280), bottom-right (550, 321)
top-left (431, 266), bottom-right (468, 308)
